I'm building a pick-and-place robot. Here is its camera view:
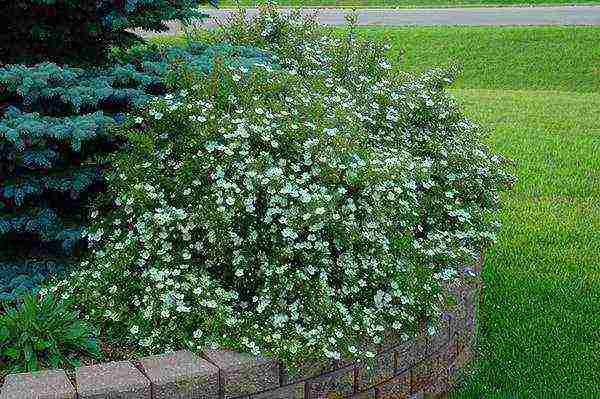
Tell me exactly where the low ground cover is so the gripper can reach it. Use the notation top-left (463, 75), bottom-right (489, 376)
top-left (355, 26), bottom-right (600, 93)
top-left (453, 89), bottom-right (600, 398)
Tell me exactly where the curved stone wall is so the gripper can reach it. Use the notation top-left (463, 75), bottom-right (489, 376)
top-left (0, 261), bottom-right (482, 399)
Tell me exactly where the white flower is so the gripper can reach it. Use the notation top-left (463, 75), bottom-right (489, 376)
top-left (324, 127), bottom-right (338, 136)
top-left (379, 60), bottom-right (392, 70)
top-left (204, 300), bottom-right (217, 309)
top-left (176, 304), bottom-right (191, 313)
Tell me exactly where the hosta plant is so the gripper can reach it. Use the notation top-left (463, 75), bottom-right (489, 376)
top-left (51, 8), bottom-right (514, 367)
top-left (0, 294), bottom-right (101, 372)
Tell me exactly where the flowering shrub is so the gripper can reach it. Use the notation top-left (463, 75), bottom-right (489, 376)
top-left (51, 7), bottom-right (514, 367)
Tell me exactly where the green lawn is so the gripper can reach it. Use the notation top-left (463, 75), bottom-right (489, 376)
top-left (355, 27), bottom-right (600, 93)
top-left (453, 89), bottom-right (600, 397)
top-left (365, 26), bottom-right (600, 397)
top-left (216, 0), bottom-right (600, 8)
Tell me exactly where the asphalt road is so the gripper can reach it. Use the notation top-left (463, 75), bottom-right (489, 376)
top-left (139, 6), bottom-right (600, 37)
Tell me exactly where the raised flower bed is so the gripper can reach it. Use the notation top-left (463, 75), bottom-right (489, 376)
top-left (0, 259), bottom-right (481, 398)
top-left (1, 4), bottom-right (513, 395)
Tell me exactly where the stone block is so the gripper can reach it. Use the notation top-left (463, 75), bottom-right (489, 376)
top-left (305, 365), bottom-right (355, 399)
top-left (250, 382), bottom-right (305, 399)
top-left (356, 350), bottom-right (395, 391)
top-left (203, 349), bottom-right (279, 398)
top-left (76, 361), bottom-right (151, 399)
top-left (379, 330), bottom-right (411, 353)
top-left (395, 333), bottom-right (429, 372)
top-left (352, 388), bottom-right (376, 398)
top-left (430, 317), bottom-right (451, 354)
top-left (0, 370), bottom-right (75, 399)
top-left (411, 359), bottom-right (435, 394)
top-left (284, 359), bottom-right (338, 384)
top-left (139, 350), bottom-right (219, 399)
top-left (376, 371), bottom-right (411, 399)
top-left (431, 355), bottom-right (450, 395)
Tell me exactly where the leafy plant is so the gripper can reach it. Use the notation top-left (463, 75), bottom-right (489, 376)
top-left (52, 7), bottom-right (514, 368)
top-left (0, 294), bottom-right (101, 372)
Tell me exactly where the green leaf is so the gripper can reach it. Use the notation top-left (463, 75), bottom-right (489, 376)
top-left (84, 339), bottom-right (102, 358)
top-left (0, 326), bottom-right (9, 344)
top-left (34, 339), bottom-right (50, 351)
top-left (24, 344), bottom-right (33, 361)
top-left (26, 354), bottom-right (39, 372)
top-left (68, 357), bottom-right (81, 368)
top-left (49, 354), bottom-right (63, 369)
top-left (4, 347), bottom-right (20, 360)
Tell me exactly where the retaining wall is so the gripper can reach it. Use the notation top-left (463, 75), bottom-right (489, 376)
top-left (0, 261), bottom-right (482, 399)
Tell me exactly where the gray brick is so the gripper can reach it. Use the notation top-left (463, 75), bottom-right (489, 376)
top-left (432, 355), bottom-right (450, 395)
top-left (395, 333), bottom-right (429, 372)
top-left (356, 350), bottom-right (395, 391)
top-left (410, 358), bottom-right (435, 393)
top-left (0, 370), bottom-right (75, 399)
top-left (379, 331), bottom-right (406, 353)
top-left (203, 349), bottom-right (279, 398)
top-left (284, 359), bottom-right (338, 384)
top-left (430, 316), bottom-right (451, 353)
top-left (139, 350), bottom-right (219, 399)
top-left (76, 361), bottom-right (150, 399)
top-left (306, 365), bottom-right (354, 399)
top-left (250, 382), bottom-right (305, 399)
top-left (376, 372), bottom-right (410, 399)
top-left (352, 388), bottom-right (376, 398)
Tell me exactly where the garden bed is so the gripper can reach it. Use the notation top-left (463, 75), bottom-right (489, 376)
top-left (0, 260), bottom-right (481, 398)
top-left (0, 4), bottom-right (512, 394)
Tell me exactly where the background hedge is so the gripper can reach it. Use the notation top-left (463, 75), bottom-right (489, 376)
top-left (0, 0), bottom-right (217, 65)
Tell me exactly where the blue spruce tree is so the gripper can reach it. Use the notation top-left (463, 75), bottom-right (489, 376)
top-left (0, 0), bottom-right (220, 301)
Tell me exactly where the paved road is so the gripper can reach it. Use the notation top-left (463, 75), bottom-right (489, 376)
top-left (140, 6), bottom-right (600, 37)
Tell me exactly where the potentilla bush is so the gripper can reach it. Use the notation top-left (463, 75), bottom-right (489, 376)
top-left (51, 9), bottom-right (514, 367)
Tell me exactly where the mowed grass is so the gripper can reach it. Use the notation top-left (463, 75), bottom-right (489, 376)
top-left (376, 26), bottom-right (600, 397)
top-left (452, 89), bottom-right (600, 397)
top-left (353, 26), bottom-right (600, 93)
top-left (217, 0), bottom-right (600, 7)
top-left (370, 27), bottom-right (600, 399)
top-left (369, 26), bottom-right (600, 397)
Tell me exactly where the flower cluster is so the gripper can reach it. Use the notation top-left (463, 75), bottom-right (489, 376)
top-left (50, 7), bottom-right (513, 367)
